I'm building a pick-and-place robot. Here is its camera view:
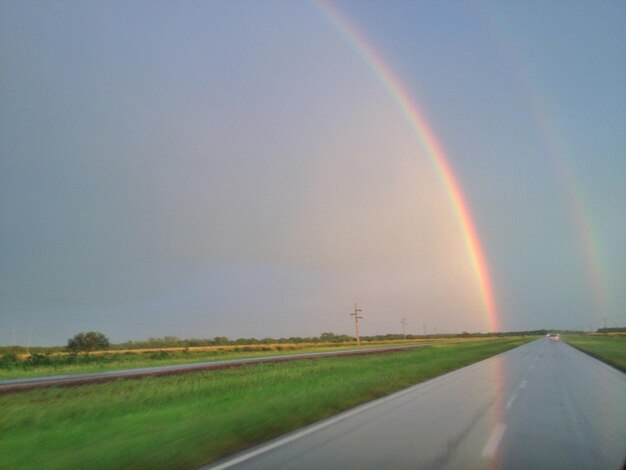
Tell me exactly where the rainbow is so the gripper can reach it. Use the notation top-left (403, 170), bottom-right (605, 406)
top-left (315, 1), bottom-right (499, 332)
top-left (475, 5), bottom-right (609, 321)
top-left (529, 93), bottom-right (608, 318)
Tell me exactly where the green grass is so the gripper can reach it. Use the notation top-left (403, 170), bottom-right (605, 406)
top-left (0, 338), bottom-right (486, 380)
top-left (0, 338), bottom-right (531, 469)
top-left (563, 334), bottom-right (626, 372)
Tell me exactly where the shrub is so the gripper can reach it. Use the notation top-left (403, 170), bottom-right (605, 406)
top-left (0, 351), bottom-right (20, 369)
top-left (25, 353), bottom-right (53, 367)
top-left (149, 350), bottom-right (172, 360)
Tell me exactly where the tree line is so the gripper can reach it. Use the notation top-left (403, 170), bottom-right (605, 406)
top-left (68, 329), bottom-right (556, 352)
top-left (3, 327), bottom-right (620, 355)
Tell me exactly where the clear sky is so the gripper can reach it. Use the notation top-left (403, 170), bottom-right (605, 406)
top-left (1, 1), bottom-right (624, 345)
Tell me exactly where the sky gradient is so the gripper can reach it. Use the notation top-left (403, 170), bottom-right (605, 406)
top-left (1, 1), bottom-right (624, 345)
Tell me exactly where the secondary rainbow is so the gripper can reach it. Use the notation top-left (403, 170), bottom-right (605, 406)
top-left (475, 4), bottom-right (609, 323)
top-left (315, 1), bottom-right (499, 332)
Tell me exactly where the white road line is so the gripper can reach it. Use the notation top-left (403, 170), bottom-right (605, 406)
top-left (519, 380), bottom-right (527, 389)
top-left (482, 423), bottom-right (507, 458)
top-left (505, 394), bottom-right (517, 410)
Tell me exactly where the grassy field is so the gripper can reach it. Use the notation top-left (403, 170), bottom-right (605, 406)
top-left (0, 337), bottom-right (531, 469)
top-left (0, 337), bottom-right (491, 380)
top-left (563, 334), bottom-right (626, 372)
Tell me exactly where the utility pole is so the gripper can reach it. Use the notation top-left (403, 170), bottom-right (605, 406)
top-left (26, 327), bottom-right (32, 355)
top-left (401, 318), bottom-right (407, 340)
top-left (423, 323), bottom-right (426, 337)
top-left (351, 303), bottom-right (363, 346)
top-left (602, 317), bottom-right (608, 329)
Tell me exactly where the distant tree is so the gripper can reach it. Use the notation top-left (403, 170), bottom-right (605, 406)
top-left (320, 332), bottom-right (336, 341)
top-left (597, 327), bottom-right (626, 333)
top-left (67, 331), bottom-right (110, 352)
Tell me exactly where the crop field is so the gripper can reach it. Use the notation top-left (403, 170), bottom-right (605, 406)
top-left (0, 337), bottom-right (493, 380)
top-left (0, 337), bottom-right (531, 469)
top-left (563, 334), bottom-right (626, 372)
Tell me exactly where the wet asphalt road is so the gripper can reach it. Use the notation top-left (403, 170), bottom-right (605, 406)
top-left (208, 339), bottom-right (626, 470)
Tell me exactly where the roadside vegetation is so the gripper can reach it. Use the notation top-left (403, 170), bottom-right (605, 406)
top-left (0, 337), bottom-right (531, 469)
top-left (563, 334), bottom-right (626, 372)
top-left (0, 331), bottom-right (544, 380)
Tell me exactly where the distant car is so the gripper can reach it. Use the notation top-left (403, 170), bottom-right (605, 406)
top-left (547, 333), bottom-right (560, 341)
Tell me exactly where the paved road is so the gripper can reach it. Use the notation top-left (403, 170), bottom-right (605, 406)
top-left (0, 344), bottom-right (427, 394)
top-left (208, 339), bottom-right (626, 470)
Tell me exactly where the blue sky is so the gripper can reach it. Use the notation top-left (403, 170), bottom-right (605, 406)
top-left (1, 1), bottom-right (624, 345)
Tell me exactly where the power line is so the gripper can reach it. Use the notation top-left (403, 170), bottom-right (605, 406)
top-left (350, 303), bottom-right (363, 345)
